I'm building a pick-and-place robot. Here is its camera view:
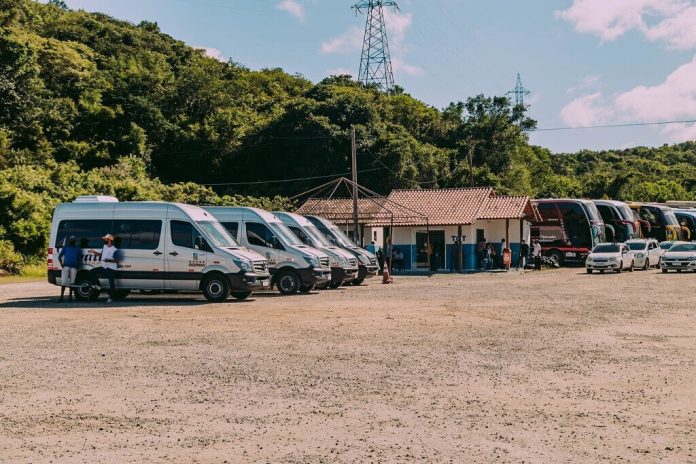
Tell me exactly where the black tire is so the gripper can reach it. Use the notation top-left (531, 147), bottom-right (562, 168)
top-left (201, 274), bottom-right (230, 302)
top-left (351, 278), bottom-right (365, 286)
top-left (276, 270), bottom-right (301, 295)
top-left (586, 269), bottom-right (593, 274)
top-left (299, 284), bottom-right (314, 293)
top-left (328, 280), bottom-right (343, 289)
top-left (643, 259), bottom-right (649, 270)
top-left (74, 274), bottom-right (99, 302)
top-left (113, 289), bottom-right (130, 300)
top-left (662, 268), bottom-right (668, 273)
top-left (547, 250), bottom-right (564, 267)
top-left (231, 291), bottom-right (251, 300)
top-left (629, 261), bottom-right (634, 272)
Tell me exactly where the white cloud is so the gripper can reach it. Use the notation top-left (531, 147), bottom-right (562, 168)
top-left (557, 0), bottom-right (696, 50)
top-left (561, 54), bottom-right (696, 141)
top-left (194, 46), bottom-right (226, 62)
top-left (277, 0), bottom-right (305, 21)
top-left (320, 9), bottom-right (423, 78)
top-left (566, 75), bottom-right (601, 94)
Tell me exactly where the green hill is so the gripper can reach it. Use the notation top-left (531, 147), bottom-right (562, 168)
top-left (0, 0), bottom-right (695, 270)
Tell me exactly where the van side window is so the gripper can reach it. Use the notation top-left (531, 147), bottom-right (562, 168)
top-left (221, 222), bottom-right (239, 240)
top-left (288, 226), bottom-right (311, 246)
top-left (171, 220), bottom-right (199, 249)
top-left (246, 222), bottom-right (279, 249)
top-left (113, 220), bottom-right (162, 250)
top-left (56, 220), bottom-right (113, 248)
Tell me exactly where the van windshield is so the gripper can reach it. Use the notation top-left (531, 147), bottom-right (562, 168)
top-left (269, 222), bottom-right (304, 247)
top-left (328, 224), bottom-right (358, 248)
top-left (197, 221), bottom-right (239, 248)
top-left (303, 225), bottom-right (333, 247)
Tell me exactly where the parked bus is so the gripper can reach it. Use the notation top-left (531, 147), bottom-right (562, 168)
top-left (673, 210), bottom-right (696, 241)
top-left (627, 203), bottom-right (683, 242)
top-left (594, 200), bottom-right (639, 242)
top-left (531, 199), bottom-right (606, 265)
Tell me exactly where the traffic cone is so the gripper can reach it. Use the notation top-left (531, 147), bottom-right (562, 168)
top-left (382, 266), bottom-right (393, 284)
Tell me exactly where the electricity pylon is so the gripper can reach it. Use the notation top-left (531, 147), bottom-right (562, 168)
top-left (352, 0), bottom-right (399, 92)
top-left (507, 73), bottom-right (531, 107)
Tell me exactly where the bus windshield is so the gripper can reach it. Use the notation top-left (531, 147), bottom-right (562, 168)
top-left (617, 205), bottom-right (635, 222)
top-left (583, 202), bottom-right (603, 222)
top-left (197, 221), bottom-right (239, 248)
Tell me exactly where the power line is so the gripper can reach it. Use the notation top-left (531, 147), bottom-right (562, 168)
top-left (530, 119), bottom-right (696, 132)
top-left (201, 168), bottom-right (383, 187)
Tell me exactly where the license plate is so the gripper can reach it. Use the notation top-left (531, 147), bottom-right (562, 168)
top-left (261, 280), bottom-right (269, 287)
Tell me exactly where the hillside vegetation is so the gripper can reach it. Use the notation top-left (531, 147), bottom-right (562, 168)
top-left (1, 0), bottom-right (695, 271)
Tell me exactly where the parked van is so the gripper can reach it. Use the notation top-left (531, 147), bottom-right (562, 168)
top-left (48, 196), bottom-right (270, 302)
top-left (594, 200), bottom-right (639, 242)
top-left (274, 212), bottom-right (359, 289)
top-left (531, 199), bottom-right (606, 265)
top-left (304, 215), bottom-right (379, 285)
top-left (627, 202), bottom-right (683, 242)
top-left (204, 207), bottom-right (332, 295)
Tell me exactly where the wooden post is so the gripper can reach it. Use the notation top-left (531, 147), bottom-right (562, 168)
top-left (351, 126), bottom-right (360, 245)
top-left (458, 224), bottom-right (463, 272)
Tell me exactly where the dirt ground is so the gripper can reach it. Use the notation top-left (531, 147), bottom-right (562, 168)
top-left (0, 268), bottom-right (694, 463)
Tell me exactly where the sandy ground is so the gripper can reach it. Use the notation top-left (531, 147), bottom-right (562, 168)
top-left (0, 268), bottom-right (694, 463)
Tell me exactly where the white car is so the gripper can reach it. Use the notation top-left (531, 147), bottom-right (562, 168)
top-left (586, 243), bottom-right (635, 274)
top-left (625, 238), bottom-right (662, 270)
top-left (660, 242), bottom-right (696, 273)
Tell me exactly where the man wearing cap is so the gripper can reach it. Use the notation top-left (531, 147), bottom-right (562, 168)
top-left (58, 236), bottom-right (81, 302)
top-left (89, 234), bottom-right (120, 303)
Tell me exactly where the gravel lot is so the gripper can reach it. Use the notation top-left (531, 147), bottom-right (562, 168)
top-left (0, 268), bottom-right (694, 463)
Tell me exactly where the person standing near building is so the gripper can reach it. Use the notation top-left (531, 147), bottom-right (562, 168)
top-left (89, 234), bottom-right (120, 303)
top-left (533, 239), bottom-right (542, 271)
top-left (477, 238), bottom-right (486, 269)
top-left (58, 236), bottom-right (81, 302)
top-left (517, 239), bottom-right (529, 271)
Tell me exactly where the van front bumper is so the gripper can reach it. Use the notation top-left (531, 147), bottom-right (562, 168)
top-left (331, 266), bottom-right (359, 283)
top-left (299, 267), bottom-right (331, 286)
top-left (227, 272), bottom-right (271, 292)
top-left (358, 264), bottom-right (379, 279)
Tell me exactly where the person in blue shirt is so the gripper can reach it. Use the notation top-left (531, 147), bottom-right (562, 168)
top-left (58, 236), bottom-right (82, 302)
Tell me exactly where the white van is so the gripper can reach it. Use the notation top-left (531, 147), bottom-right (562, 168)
top-left (204, 207), bottom-right (332, 294)
top-left (274, 211), bottom-right (359, 289)
top-left (304, 215), bottom-right (379, 285)
top-left (48, 196), bottom-right (270, 302)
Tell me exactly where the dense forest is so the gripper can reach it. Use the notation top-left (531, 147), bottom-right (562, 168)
top-left (1, 0), bottom-right (695, 271)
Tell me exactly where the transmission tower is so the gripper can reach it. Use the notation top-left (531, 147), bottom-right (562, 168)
top-left (352, 0), bottom-right (399, 92)
top-left (507, 73), bottom-right (531, 107)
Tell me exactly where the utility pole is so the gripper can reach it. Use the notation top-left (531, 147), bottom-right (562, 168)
top-left (507, 73), bottom-right (531, 108)
top-left (351, 125), bottom-right (360, 245)
top-left (352, 0), bottom-right (399, 93)
top-left (467, 140), bottom-right (476, 188)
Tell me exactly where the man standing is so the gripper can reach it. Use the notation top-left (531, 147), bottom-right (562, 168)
top-left (533, 239), bottom-right (542, 271)
top-left (89, 234), bottom-right (120, 303)
top-left (517, 239), bottom-right (529, 271)
top-left (58, 236), bottom-right (81, 302)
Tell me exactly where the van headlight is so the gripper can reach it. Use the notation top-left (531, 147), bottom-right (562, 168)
top-left (304, 256), bottom-right (319, 267)
top-left (234, 259), bottom-right (253, 272)
top-left (338, 256), bottom-right (349, 267)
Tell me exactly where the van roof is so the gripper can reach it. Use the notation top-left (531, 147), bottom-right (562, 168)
top-left (273, 211), bottom-right (313, 227)
top-left (56, 200), bottom-right (215, 222)
top-left (594, 199), bottom-right (629, 207)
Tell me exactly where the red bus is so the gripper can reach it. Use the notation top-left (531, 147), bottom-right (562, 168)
top-left (531, 199), bottom-right (606, 265)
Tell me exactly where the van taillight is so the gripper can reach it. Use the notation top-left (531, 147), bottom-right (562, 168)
top-left (47, 247), bottom-right (54, 270)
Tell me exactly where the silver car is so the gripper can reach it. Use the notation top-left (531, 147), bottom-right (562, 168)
top-left (660, 242), bottom-right (696, 273)
top-left (625, 239), bottom-right (662, 270)
top-left (586, 243), bottom-right (635, 274)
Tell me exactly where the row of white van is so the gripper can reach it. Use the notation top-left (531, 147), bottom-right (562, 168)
top-left (48, 196), bottom-right (379, 302)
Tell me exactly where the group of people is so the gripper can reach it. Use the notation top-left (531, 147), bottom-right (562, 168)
top-left (376, 241), bottom-right (405, 272)
top-left (57, 233), bottom-right (120, 302)
top-left (477, 237), bottom-right (543, 271)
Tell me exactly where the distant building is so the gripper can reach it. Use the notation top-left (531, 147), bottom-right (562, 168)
top-left (297, 187), bottom-right (540, 272)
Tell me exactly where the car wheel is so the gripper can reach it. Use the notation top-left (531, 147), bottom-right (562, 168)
top-left (328, 280), bottom-right (343, 289)
top-left (629, 261), bottom-right (634, 272)
top-left (276, 270), bottom-right (301, 295)
top-left (616, 261), bottom-right (623, 273)
top-left (643, 259), bottom-right (649, 270)
top-left (201, 274), bottom-right (230, 302)
top-left (586, 269), bottom-right (593, 274)
top-left (231, 291), bottom-right (251, 300)
top-left (74, 274), bottom-right (99, 302)
top-left (351, 278), bottom-right (365, 286)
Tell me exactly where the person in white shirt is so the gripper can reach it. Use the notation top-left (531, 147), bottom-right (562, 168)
top-left (532, 239), bottom-right (542, 270)
top-left (89, 234), bottom-right (120, 302)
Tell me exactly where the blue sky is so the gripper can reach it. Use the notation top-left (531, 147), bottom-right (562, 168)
top-left (57, 0), bottom-right (696, 153)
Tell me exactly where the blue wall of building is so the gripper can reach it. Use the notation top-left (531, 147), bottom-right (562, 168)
top-left (391, 242), bottom-right (524, 271)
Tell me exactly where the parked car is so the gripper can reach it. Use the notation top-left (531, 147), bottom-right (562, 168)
top-left (625, 238), bottom-right (662, 270)
top-left (660, 242), bottom-right (696, 273)
top-left (585, 243), bottom-right (635, 274)
top-left (660, 241), bottom-right (676, 251)
top-left (48, 196), bottom-right (271, 302)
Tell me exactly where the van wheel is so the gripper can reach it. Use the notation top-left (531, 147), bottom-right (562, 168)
top-left (74, 275), bottom-right (99, 302)
top-left (351, 278), bottom-right (365, 286)
top-left (202, 274), bottom-right (230, 302)
top-left (643, 259), bottom-right (649, 270)
top-left (231, 291), bottom-right (251, 300)
top-left (113, 290), bottom-right (130, 300)
top-left (299, 284), bottom-right (314, 293)
top-left (276, 270), bottom-right (300, 295)
top-left (616, 262), bottom-right (623, 273)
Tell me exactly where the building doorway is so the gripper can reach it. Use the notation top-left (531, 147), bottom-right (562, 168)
top-left (415, 230), bottom-right (446, 270)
